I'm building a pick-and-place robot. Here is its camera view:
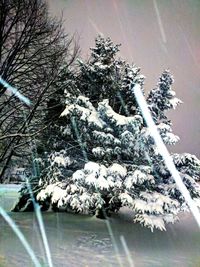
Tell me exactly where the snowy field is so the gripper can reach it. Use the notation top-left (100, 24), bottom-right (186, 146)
top-left (0, 184), bottom-right (200, 267)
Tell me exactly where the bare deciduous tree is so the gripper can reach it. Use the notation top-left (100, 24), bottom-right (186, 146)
top-left (0, 0), bottom-right (79, 182)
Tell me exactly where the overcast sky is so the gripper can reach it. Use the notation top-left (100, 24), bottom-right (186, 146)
top-left (48, 0), bottom-right (200, 157)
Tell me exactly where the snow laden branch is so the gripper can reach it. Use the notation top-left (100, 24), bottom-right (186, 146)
top-left (14, 36), bottom-right (200, 231)
top-left (133, 82), bottom-right (200, 228)
top-left (18, 91), bottom-right (200, 231)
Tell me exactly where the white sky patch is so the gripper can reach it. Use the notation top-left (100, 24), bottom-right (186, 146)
top-left (153, 0), bottom-right (167, 44)
top-left (0, 76), bottom-right (31, 106)
top-left (133, 83), bottom-right (200, 229)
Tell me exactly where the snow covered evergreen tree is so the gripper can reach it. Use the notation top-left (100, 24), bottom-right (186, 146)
top-left (14, 36), bottom-right (200, 231)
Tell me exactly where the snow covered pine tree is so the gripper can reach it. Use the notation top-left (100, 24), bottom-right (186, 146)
top-left (14, 36), bottom-right (200, 231)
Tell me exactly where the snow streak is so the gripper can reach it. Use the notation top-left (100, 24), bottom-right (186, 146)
top-left (0, 76), bottom-right (31, 106)
top-left (105, 219), bottom-right (124, 267)
top-left (133, 83), bottom-right (200, 228)
top-left (25, 178), bottom-right (54, 267)
top-left (66, 110), bottom-right (125, 266)
top-left (0, 206), bottom-right (42, 267)
top-left (70, 116), bottom-right (125, 267)
top-left (71, 116), bottom-right (88, 161)
top-left (120, 235), bottom-right (135, 267)
top-left (153, 0), bottom-right (167, 44)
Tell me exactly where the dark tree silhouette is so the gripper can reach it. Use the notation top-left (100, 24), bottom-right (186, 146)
top-left (0, 0), bottom-right (79, 182)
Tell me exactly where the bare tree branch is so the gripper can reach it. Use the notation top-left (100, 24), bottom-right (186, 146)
top-left (0, 0), bottom-right (79, 182)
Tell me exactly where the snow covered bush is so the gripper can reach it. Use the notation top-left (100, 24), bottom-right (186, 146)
top-left (14, 36), bottom-right (200, 231)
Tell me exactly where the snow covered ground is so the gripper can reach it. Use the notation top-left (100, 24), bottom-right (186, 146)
top-left (0, 184), bottom-right (21, 192)
top-left (0, 184), bottom-right (21, 211)
top-left (0, 185), bottom-right (200, 267)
